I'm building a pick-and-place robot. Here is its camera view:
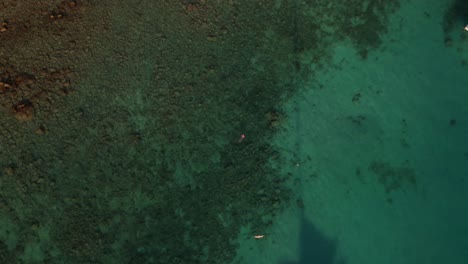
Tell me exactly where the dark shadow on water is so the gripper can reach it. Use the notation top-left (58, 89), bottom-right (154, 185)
top-left (278, 209), bottom-right (345, 264)
top-left (443, 0), bottom-right (468, 36)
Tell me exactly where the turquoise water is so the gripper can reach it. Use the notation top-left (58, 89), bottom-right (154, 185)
top-left (1, 0), bottom-right (468, 263)
top-left (235, 0), bottom-right (468, 263)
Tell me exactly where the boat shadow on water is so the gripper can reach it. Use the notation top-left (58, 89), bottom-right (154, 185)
top-left (278, 209), bottom-right (346, 264)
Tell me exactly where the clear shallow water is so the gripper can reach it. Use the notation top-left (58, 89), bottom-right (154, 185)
top-left (235, 0), bottom-right (468, 263)
top-left (1, 0), bottom-right (467, 263)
